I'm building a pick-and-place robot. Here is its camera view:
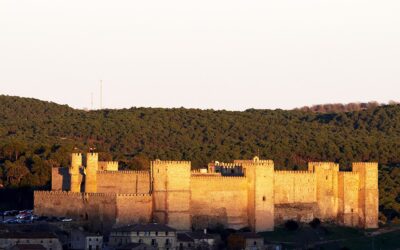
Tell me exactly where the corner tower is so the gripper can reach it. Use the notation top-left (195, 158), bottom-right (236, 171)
top-left (352, 162), bottom-right (379, 228)
top-left (69, 153), bottom-right (82, 192)
top-left (85, 153), bottom-right (98, 193)
top-left (151, 160), bottom-right (191, 230)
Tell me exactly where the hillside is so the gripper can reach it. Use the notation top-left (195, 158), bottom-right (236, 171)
top-left (2, 95), bottom-right (400, 167)
top-left (0, 95), bottom-right (400, 221)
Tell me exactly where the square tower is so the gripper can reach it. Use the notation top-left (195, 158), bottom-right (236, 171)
top-left (151, 160), bottom-right (191, 230)
top-left (85, 153), bottom-right (99, 193)
top-left (352, 162), bottom-right (379, 228)
top-left (69, 153), bottom-right (82, 192)
top-left (242, 157), bottom-right (275, 232)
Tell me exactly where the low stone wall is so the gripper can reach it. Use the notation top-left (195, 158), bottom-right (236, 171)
top-left (274, 203), bottom-right (318, 224)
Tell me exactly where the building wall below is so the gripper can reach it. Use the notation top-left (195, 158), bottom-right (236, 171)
top-left (274, 203), bottom-right (318, 224)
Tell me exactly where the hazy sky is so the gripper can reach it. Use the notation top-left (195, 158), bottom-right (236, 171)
top-left (0, 1), bottom-right (399, 110)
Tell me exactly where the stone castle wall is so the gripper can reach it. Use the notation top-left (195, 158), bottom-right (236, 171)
top-left (353, 162), bottom-right (379, 228)
top-left (274, 171), bottom-right (316, 204)
top-left (34, 191), bottom-right (153, 232)
top-left (34, 191), bottom-right (117, 231)
top-left (338, 172), bottom-right (359, 227)
top-left (51, 167), bottom-right (73, 191)
top-left (190, 175), bottom-right (248, 230)
top-left (98, 161), bottom-right (119, 171)
top-left (151, 160), bottom-right (192, 231)
top-left (97, 171), bottom-right (150, 194)
top-left (115, 194), bottom-right (152, 225)
top-left (37, 154), bottom-right (379, 232)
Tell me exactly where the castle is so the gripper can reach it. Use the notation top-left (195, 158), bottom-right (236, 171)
top-left (34, 153), bottom-right (379, 232)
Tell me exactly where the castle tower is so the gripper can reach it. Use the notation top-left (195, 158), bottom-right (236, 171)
top-left (352, 162), bottom-right (379, 228)
top-left (308, 162), bottom-right (339, 220)
top-left (151, 160), bottom-right (191, 230)
top-left (69, 153), bottom-right (82, 192)
top-left (243, 157), bottom-right (275, 232)
top-left (85, 153), bottom-right (98, 193)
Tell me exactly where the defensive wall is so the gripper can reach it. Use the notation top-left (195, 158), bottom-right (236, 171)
top-left (98, 161), bottom-right (119, 171)
top-left (190, 175), bottom-right (248, 229)
top-left (151, 160), bottom-right (192, 231)
top-left (36, 153), bottom-right (379, 232)
top-left (274, 171), bottom-right (316, 204)
top-left (34, 191), bottom-right (152, 232)
top-left (97, 171), bottom-right (150, 194)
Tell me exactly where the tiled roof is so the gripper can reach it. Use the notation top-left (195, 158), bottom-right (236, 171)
top-left (0, 232), bottom-right (58, 239)
top-left (177, 233), bottom-right (194, 242)
top-left (177, 232), bottom-right (216, 242)
top-left (113, 224), bottom-right (176, 233)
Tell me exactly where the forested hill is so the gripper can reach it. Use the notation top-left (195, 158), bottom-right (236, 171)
top-left (1, 95), bottom-right (400, 169)
top-left (1, 95), bottom-right (400, 221)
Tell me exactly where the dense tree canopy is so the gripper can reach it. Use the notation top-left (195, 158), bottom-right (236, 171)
top-left (0, 95), bottom-right (399, 222)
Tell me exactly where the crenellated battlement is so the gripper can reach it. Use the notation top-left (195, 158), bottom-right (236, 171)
top-left (308, 162), bottom-right (339, 172)
top-left (151, 160), bottom-right (191, 166)
top-left (97, 170), bottom-right (150, 175)
top-left (309, 161), bottom-right (337, 164)
top-left (98, 161), bottom-right (119, 171)
top-left (352, 162), bottom-right (378, 169)
top-left (35, 190), bottom-right (152, 197)
top-left (339, 171), bottom-right (359, 176)
top-left (275, 170), bottom-right (314, 175)
top-left (214, 162), bottom-right (242, 168)
top-left (84, 192), bottom-right (117, 197)
top-left (191, 173), bottom-right (221, 177)
top-left (35, 190), bottom-right (84, 197)
top-left (245, 162), bottom-right (274, 168)
top-left (191, 175), bottom-right (246, 180)
top-left (117, 193), bottom-right (152, 197)
top-left (235, 157), bottom-right (274, 164)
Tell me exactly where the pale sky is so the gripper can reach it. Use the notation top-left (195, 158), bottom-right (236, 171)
top-left (0, 0), bottom-right (399, 111)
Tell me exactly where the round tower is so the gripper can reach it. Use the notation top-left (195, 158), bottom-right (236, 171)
top-left (69, 153), bottom-right (82, 192)
top-left (85, 153), bottom-right (98, 193)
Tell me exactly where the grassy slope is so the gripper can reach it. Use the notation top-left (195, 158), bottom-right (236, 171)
top-left (260, 224), bottom-right (400, 250)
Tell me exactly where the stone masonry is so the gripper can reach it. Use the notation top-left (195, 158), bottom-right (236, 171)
top-left (34, 153), bottom-right (379, 232)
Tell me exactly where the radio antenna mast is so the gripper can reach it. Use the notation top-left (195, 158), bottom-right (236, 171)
top-left (91, 92), bottom-right (94, 110)
top-left (100, 80), bottom-right (103, 109)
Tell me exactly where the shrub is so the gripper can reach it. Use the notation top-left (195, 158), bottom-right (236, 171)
top-left (284, 220), bottom-right (299, 231)
top-left (309, 218), bottom-right (321, 229)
